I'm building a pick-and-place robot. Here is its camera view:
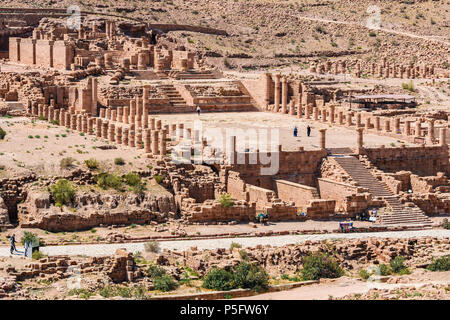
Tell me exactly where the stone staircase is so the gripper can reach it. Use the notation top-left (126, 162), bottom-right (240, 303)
top-left (333, 156), bottom-right (432, 228)
top-left (158, 84), bottom-right (189, 110)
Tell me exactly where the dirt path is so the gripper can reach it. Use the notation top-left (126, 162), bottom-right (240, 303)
top-left (1, 229), bottom-right (448, 257)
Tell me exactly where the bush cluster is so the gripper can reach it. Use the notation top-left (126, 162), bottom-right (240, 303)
top-left (202, 262), bottom-right (269, 292)
top-left (96, 172), bottom-right (122, 191)
top-left (427, 255), bottom-right (449, 272)
top-left (218, 193), bottom-right (234, 208)
top-left (300, 252), bottom-right (344, 281)
top-left (0, 127), bottom-right (6, 140)
top-left (146, 265), bottom-right (178, 292)
top-left (50, 179), bottom-right (76, 207)
top-left (84, 158), bottom-right (99, 170)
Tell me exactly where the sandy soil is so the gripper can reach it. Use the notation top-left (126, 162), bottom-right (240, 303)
top-left (0, 117), bottom-right (151, 178)
top-left (236, 270), bottom-right (450, 300)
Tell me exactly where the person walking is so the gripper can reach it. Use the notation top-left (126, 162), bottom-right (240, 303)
top-left (307, 125), bottom-right (311, 137)
top-left (293, 126), bottom-right (298, 137)
top-left (196, 106), bottom-right (201, 116)
top-left (10, 234), bottom-right (16, 255)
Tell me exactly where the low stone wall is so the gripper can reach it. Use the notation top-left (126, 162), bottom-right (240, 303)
top-left (406, 193), bottom-right (450, 215)
top-left (410, 172), bottom-right (448, 193)
top-left (274, 179), bottom-right (319, 209)
top-left (18, 190), bottom-right (176, 231)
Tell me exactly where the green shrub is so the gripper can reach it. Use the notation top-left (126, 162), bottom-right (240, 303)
top-left (32, 250), bottom-right (45, 260)
top-left (377, 264), bottom-right (392, 276)
top-left (402, 80), bottom-right (415, 92)
top-left (21, 231), bottom-right (40, 247)
top-left (60, 157), bottom-right (75, 169)
top-left (153, 174), bottom-right (163, 184)
top-left (218, 193), bottom-right (234, 208)
top-left (390, 256), bottom-right (408, 274)
top-left (427, 255), bottom-right (450, 272)
top-left (50, 179), bottom-right (76, 206)
top-left (124, 172), bottom-right (145, 194)
top-left (114, 157), bottom-right (125, 165)
top-left (233, 262), bottom-right (269, 292)
top-left (0, 127), bottom-right (6, 140)
top-left (442, 218), bottom-right (450, 230)
top-left (144, 241), bottom-right (160, 253)
top-left (84, 158), bottom-right (99, 170)
top-left (230, 242), bottom-right (242, 250)
top-left (154, 274), bottom-right (178, 292)
top-left (202, 268), bottom-right (235, 291)
top-left (300, 252), bottom-right (344, 281)
top-left (369, 31), bottom-right (377, 37)
top-left (96, 172), bottom-right (122, 190)
top-left (359, 269), bottom-right (371, 280)
top-left (147, 264), bottom-right (166, 278)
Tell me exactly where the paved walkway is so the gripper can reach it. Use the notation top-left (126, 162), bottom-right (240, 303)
top-left (0, 229), bottom-right (448, 257)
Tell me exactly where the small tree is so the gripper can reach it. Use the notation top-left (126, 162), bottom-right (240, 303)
top-left (114, 157), bottom-right (125, 166)
top-left (0, 127), bottom-right (6, 140)
top-left (202, 268), bottom-right (235, 291)
top-left (21, 231), bottom-right (40, 247)
top-left (219, 193), bottom-right (234, 208)
top-left (390, 256), bottom-right (409, 274)
top-left (144, 241), bottom-right (160, 253)
top-left (300, 252), bottom-right (344, 281)
top-left (427, 255), bottom-right (450, 272)
top-left (84, 158), bottom-right (99, 170)
top-left (154, 274), bottom-right (178, 292)
top-left (50, 179), bottom-right (76, 207)
top-left (96, 172), bottom-right (122, 191)
top-left (233, 262), bottom-right (269, 292)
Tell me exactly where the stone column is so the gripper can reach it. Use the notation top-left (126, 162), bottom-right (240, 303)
top-left (151, 130), bottom-right (159, 154)
top-left (415, 119), bottom-right (421, 137)
top-left (306, 104), bottom-right (312, 119)
top-left (105, 108), bottom-right (111, 120)
top-left (136, 129), bottom-right (143, 149)
top-left (289, 100), bottom-right (295, 116)
top-left (384, 118), bottom-right (391, 132)
top-left (144, 129), bottom-right (151, 153)
top-left (274, 74), bottom-right (281, 112)
top-left (65, 112), bottom-right (71, 129)
top-left (321, 109), bottom-right (327, 122)
top-left (313, 108), bottom-right (319, 121)
top-left (82, 116), bottom-right (88, 133)
top-left (88, 118), bottom-right (94, 135)
top-left (439, 127), bottom-right (447, 147)
top-left (319, 129), bottom-right (326, 150)
top-left (108, 123), bottom-right (115, 141)
top-left (329, 105), bottom-right (335, 124)
top-left (111, 109), bottom-right (117, 122)
top-left (129, 100), bottom-right (136, 124)
top-left (297, 103), bottom-right (303, 118)
top-left (96, 118), bottom-right (102, 138)
top-left (365, 117), bottom-right (371, 130)
top-left (427, 120), bottom-right (435, 144)
top-left (393, 118), bottom-right (400, 134)
top-left (122, 128), bottom-right (129, 146)
top-left (71, 114), bottom-right (77, 130)
top-left (159, 130), bottom-right (167, 156)
top-left (346, 113), bottom-right (352, 126)
top-left (356, 128), bottom-right (364, 153)
top-left (150, 118), bottom-right (156, 130)
top-left (102, 121), bottom-right (108, 139)
top-left (129, 130), bottom-right (135, 148)
top-left (59, 110), bottom-right (65, 126)
top-left (405, 120), bottom-right (411, 136)
top-left (338, 111), bottom-right (343, 125)
top-left (115, 126), bottom-right (122, 144)
top-left (170, 123), bottom-right (177, 138)
top-left (281, 77), bottom-right (287, 114)
top-left (375, 116), bottom-right (381, 131)
top-left (117, 107), bottom-right (123, 123)
top-left (156, 119), bottom-right (162, 130)
top-left (356, 113), bottom-right (362, 127)
top-left (123, 106), bottom-right (129, 124)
